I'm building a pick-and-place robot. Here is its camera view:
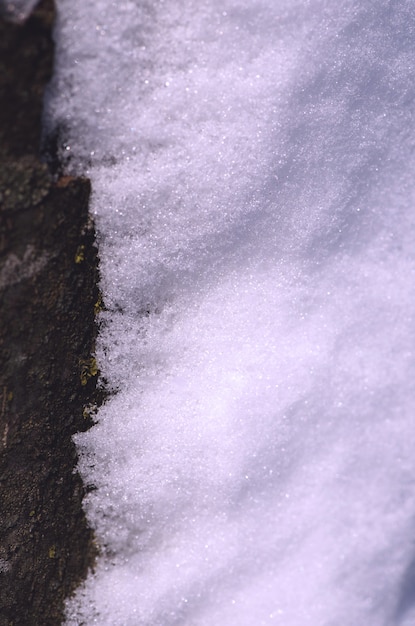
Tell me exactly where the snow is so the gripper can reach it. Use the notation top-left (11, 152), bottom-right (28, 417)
top-left (46, 0), bottom-right (415, 624)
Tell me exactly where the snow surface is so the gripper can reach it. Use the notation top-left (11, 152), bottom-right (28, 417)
top-left (47, 0), bottom-right (415, 624)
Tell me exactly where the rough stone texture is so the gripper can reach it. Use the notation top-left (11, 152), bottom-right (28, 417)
top-left (0, 1), bottom-right (99, 623)
top-left (0, 0), bottom-right (54, 160)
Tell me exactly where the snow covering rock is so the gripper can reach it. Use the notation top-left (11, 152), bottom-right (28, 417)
top-left (47, 0), bottom-right (415, 624)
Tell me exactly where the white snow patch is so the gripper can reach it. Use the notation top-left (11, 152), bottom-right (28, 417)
top-left (46, 0), bottom-right (415, 624)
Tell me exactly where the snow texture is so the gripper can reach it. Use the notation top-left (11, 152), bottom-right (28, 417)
top-left (47, 0), bottom-right (415, 624)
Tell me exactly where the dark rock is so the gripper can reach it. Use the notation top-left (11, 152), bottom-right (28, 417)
top-left (0, 0), bottom-right (54, 159)
top-left (0, 1), bottom-right (99, 624)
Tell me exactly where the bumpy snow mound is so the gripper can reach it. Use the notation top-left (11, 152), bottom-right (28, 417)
top-left (47, 1), bottom-right (415, 624)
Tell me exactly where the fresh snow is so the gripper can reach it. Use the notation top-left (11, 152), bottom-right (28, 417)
top-left (46, 1), bottom-right (415, 624)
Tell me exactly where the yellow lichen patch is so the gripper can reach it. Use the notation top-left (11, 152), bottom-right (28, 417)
top-left (80, 357), bottom-right (98, 386)
top-left (94, 293), bottom-right (104, 315)
top-left (48, 545), bottom-right (56, 559)
top-left (82, 403), bottom-right (98, 420)
top-left (74, 244), bottom-right (85, 263)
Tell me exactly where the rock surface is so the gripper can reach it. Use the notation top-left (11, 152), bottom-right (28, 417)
top-left (0, 1), bottom-right (99, 623)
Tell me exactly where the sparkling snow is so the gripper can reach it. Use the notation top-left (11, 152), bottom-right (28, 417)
top-left (46, 1), bottom-right (415, 624)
